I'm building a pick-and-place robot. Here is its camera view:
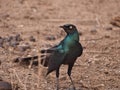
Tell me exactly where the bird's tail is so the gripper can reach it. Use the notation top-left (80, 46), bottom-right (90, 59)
top-left (40, 49), bottom-right (51, 67)
top-left (40, 48), bottom-right (56, 67)
top-left (41, 56), bottom-right (49, 67)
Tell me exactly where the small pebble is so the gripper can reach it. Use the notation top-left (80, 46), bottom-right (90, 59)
top-left (8, 36), bottom-right (14, 41)
top-left (3, 37), bottom-right (9, 42)
top-left (17, 43), bottom-right (31, 52)
top-left (46, 35), bottom-right (56, 40)
top-left (13, 57), bottom-right (20, 63)
top-left (105, 27), bottom-right (113, 31)
top-left (45, 44), bottom-right (52, 48)
top-left (104, 35), bottom-right (110, 38)
top-left (0, 38), bottom-right (4, 47)
top-left (90, 29), bottom-right (97, 34)
top-left (117, 46), bottom-right (120, 49)
top-left (79, 31), bottom-right (83, 36)
top-left (15, 34), bottom-right (22, 41)
top-left (29, 36), bottom-right (36, 42)
top-left (9, 40), bottom-right (19, 47)
top-left (104, 71), bottom-right (109, 74)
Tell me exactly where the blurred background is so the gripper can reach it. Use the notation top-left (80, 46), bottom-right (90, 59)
top-left (0, 0), bottom-right (120, 90)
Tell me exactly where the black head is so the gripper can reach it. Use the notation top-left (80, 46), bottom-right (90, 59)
top-left (60, 24), bottom-right (77, 34)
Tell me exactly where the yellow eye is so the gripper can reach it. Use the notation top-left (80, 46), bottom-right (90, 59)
top-left (69, 26), bottom-right (72, 29)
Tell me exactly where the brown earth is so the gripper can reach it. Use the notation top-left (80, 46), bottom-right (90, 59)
top-left (0, 0), bottom-right (120, 90)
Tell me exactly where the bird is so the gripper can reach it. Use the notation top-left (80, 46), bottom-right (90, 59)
top-left (41, 24), bottom-right (83, 90)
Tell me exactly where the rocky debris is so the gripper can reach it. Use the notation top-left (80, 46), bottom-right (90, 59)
top-left (0, 34), bottom-right (22, 48)
top-left (104, 71), bottom-right (109, 75)
top-left (105, 26), bottom-right (113, 31)
top-left (17, 43), bottom-right (31, 52)
top-left (45, 44), bottom-right (53, 48)
top-left (110, 16), bottom-right (120, 27)
top-left (0, 37), bottom-right (4, 47)
top-left (45, 35), bottom-right (56, 40)
top-left (0, 81), bottom-right (12, 90)
top-left (78, 31), bottom-right (83, 36)
top-left (15, 34), bottom-right (22, 41)
top-left (8, 34), bottom-right (22, 47)
top-left (9, 40), bottom-right (19, 47)
top-left (90, 29), bottom-right (97, 34)
top-left (104, 35), bottom-right (110, 38)
top-left (29, 36), bottom-right (36, 42)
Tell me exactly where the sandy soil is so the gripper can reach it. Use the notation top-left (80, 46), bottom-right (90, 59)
top-left (0, 0), bottom-right (120, 90)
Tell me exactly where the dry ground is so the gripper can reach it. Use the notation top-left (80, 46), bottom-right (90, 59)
top-left (0, 0), bottom-right (120, 90)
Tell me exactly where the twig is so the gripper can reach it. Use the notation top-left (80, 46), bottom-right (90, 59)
top-left (37, 30), bottom-right (42, 89)
top-left (13, 69), bottom-right (27, 90)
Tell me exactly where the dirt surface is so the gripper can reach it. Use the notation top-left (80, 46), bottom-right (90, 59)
top-left (0, 0), bottom-right (120, 90)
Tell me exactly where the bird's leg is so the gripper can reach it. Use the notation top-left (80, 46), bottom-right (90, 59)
top-left (69, 76), bottom-right (76, 90)
top-left (68, 64), bottom-right (76, 90)
top-left (56, 67), bottom-right (60, 90)
top-left (56, 77), bottom-right (59, 90)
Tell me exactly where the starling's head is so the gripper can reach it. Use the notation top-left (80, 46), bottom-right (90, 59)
top-left (60, 24), bottom-right (77, 34)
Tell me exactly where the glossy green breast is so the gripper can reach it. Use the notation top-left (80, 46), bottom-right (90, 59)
top-left (63, 31), bottom-right (79, 52)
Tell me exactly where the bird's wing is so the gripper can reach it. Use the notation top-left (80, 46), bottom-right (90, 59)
top-left (40, 39), bottom-right (65, 67)
top-left (62, 41), bottom-right (83, 65)
top-left (46, 47), bottom-right (66, 75)
top-left (47, 50), bottom-right (66, 75)
top-left (41, 39), bottom-right (64, 53)
top-left (74, 41), bottom-right (83, 57)
top-left (40, 41), bottom-right (66, 75)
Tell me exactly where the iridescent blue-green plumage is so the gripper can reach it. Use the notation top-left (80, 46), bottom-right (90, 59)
top-left (41, 24), bottom-right (83, 90)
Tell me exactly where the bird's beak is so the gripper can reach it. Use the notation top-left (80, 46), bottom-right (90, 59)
top-left (59, 26), bottom-right (64, 28)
